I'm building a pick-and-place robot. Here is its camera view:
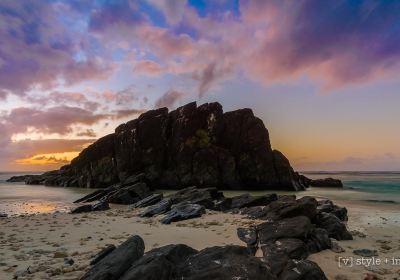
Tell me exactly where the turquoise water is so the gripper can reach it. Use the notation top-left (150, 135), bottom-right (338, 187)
top-left (1, 171), bottom-right (399, 216)
top-left (303, 172), bottom-right (400, 203)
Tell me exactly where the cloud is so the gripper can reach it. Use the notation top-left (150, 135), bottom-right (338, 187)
top-left (0, 138), bottom-right (94, 171)
top-left (76, 129), bottom-right (97, 138)
top-left (17, 155), bottom-right (71, 165)
top-left (4, 106), bottom-right (109, 135)
top-left (27, 91), bottom-right (101, 111)
top-left (193, 63), bottom-right (216, 98)
top-left (155, 90), bottom-right (184, 108)
top-left (88, 0), bottom-right (144, 32)
top-left (134, 60), bottom-right (163, 75)
top-left (146, 0), bottom-right (186, 25)
top-left (113, 109), bottom-right (146, 119)
top-left (295, 153), bottom-right (400, 171)
top-left (0, 0), bottom-right (113, 96)
top-left (242, 0), bottom-right (400, 89)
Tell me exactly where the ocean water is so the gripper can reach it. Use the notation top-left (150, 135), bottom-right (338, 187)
top-left (302, 171), bottom-right (400, 203)
top-left (0, 172), bottom-right (96, 216)
top-left (1, 171), bottom-right (399, 216)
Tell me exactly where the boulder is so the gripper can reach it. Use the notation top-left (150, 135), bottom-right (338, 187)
top-left (240, 206), bottom-right (269, 219)
top-left (315, 213), bottom-right (353, 240)
top-left (160, 203), bottom-right (205, 224)
top-left (258, 216), bottom-right (314, 244)
top-left (0, 213), bottom-right (7, 218)
top-left (237, 227), bottom-right (258, 255)
top-left (279, 259), bottom-right (328, 280)
top-left (130, 193), bottom-right (163, 209)
top-left (230, 193), bottom-right (277, 209)
top-left (309, 178), bottom-right (343, 188)
top-left (140, 199), bottom-right (172, 217)
top-left (120, 244), bottom-right (198, 280)
top-left (74, 189), bottom-right (109, 203)
top-left (258, 196), bottom-right (318, 221)
top-left (237, 227), bottom-right (258, 246)
top-left (70, 204), bottom-right (93, 214)
top-left (212, 197), bottom-right (232, 211)
top-left (176, 245), bottom-right (276, 280)
top-left (317, 200), bottom-right (348, 221)
top-left (353, 249), bottom-right (378, 257)
top-left (107, 182), bottom-right (151, 205)
top-left (262, 238), bottom-right (309, 275)
top-left (90, 245), bottom-right (116, 265)
top-left (70, 201), bottom-right (109, 214)
top-left (81, 235), bottom-right (145, 280)
top-left (92, 200), bottom-right (110, 211)
top-left (305, 228), bottom-right (332, 253)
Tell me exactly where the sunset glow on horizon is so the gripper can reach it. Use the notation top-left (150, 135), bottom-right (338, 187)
top-left (1, 0), bottom-right (400, 172)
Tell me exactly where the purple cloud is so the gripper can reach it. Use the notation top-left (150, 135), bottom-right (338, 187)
top-left (0, 0), bottom-right (113, 96)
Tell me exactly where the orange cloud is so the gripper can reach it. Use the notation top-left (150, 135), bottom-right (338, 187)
top-left (15, 152), bottom-right (79, 166)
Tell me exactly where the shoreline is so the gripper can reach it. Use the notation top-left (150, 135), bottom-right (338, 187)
top-left (1, 197), bottom-right (399, 279)
top-left (2, 182), bottom-right (400, 218)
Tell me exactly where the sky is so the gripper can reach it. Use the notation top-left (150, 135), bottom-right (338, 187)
top-left (1, 0), bottom-right (400, 172)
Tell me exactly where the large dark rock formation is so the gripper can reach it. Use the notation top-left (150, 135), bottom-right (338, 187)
top-left (10, 102), bottom-right (311, 190)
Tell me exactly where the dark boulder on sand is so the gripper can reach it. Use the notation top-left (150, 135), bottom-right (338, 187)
top-left (314, 212), bottom-right (353, 240)
top-left (120, 244), bottom-right (198, 280)
top-left (177, 245), bottom-right (276, 280)
top-left (70, 200), bottom-right (110, 214)
top-left (279, 259), bottom-right (327, 280)
top-left (258, 216), bottom-right (314, 244)
top-left (90, 245), bottom-right (116, 265)
top-left (20, 102), bottom-right (309, 191)
top-left (317, 199), bottom-right (348, 221)
top-left (81, 235), bottom-right (145, 280)
top-left (160, 203), bottom-right (206, 224)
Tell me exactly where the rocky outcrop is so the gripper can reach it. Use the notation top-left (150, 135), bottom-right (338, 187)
top-left (309, 177), bottom-right (343, 188)
top-left (19, 102), bottom-right (310, 191)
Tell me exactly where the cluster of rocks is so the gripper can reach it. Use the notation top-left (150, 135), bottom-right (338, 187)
top-left (71, 185), bottom-right (352, 279)
top-left (8, 102), bottom-right (314, 191)
top-left (81, 234), bottom-right (328, 280)
top-left (236, 196), bottom-right (352, 277)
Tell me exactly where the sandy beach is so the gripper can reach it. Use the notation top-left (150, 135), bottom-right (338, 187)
top-left (0, 199), bottom-right (399, 280)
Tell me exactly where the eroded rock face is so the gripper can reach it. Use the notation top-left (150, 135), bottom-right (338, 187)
top-left (25, 102), bottom-right (308, 191)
